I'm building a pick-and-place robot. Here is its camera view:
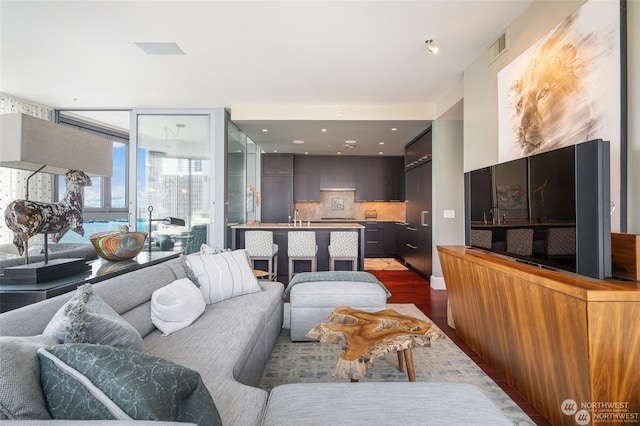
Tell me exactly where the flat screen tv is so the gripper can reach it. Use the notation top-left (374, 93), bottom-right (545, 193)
top-left (464, 139), bottom-right (611, 279)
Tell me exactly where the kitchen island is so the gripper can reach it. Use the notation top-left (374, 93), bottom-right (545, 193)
top-left (231, 223), bottom-right (365, 282)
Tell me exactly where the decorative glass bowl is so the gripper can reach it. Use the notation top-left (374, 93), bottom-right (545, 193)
top-left (90, 231), bottom-right (148, 261)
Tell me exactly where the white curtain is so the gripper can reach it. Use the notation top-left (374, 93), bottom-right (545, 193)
top-left (0, 93), bottom-right (54, 246)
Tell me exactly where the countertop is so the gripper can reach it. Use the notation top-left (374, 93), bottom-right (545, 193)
top-left (231, 222), bottom-right (365, 229)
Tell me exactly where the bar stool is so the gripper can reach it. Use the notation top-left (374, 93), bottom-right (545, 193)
top-left (288, 231), bottom-right (317, 281)
top-left (470, 229), bottom-right (493, 249)
top-left (506, 228), bottom-right (534, 256)
top-left (544, 227), bottom-right (576, 260)
top-left (328, 231), bottom-right (358, 271)
top-left (245, 230), bottom-right (278, 281)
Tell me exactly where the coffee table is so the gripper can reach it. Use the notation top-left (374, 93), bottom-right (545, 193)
top-left (306, 306), bottom-right (444, 381)
top-left (253, 269), bottom-right (270, 280)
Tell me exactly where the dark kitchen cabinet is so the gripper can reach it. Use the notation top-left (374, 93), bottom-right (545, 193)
top-left (319, 156), bottom-right (355, 189)
top-left (363, 222), bottom-right (384, 257)
top-left (383, 222), bottom-right (397, 256)
top-left (291, 155), bottom-right (404, 201)
top-left (263, 154), bottom-right (293, 176)
top-left (397, 223), bottom-right (409, 260)
top-left (401, 152), bottom-right (432, 278)
top-left (355, 156), bottom-right (404, 201)
top-left (261, 176), bottom-right (292, 223)
top-left (405, 129), bottom-right (432, 171)
top-left (362, 222), bottom-right (397, 258)
top-left (261, 154), bottom-right (294, 223)
top-left (293, 156), bottom-right (322, 202)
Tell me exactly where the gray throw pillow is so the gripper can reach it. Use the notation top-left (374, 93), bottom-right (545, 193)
top-left (38, 344), bottom-right (221, 426)
top-left (0, 334), bottom-right (59, 420)
top-left (180, 253), bottom-right (200, 287)
top-left (43, 284), bottom-right (143, 352)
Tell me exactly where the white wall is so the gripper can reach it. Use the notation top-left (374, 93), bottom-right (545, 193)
top-left (430, 113), bottom-right (464, 289)
top-left (462, 0), bottom-right (639, 233)
top-left (463, 1), bottom-right (584, 172)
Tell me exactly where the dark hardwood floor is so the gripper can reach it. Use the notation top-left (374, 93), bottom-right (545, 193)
top-left (367, 266), bottom-right (551, 426)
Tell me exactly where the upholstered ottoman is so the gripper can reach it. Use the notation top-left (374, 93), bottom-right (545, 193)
top-left (262, 382), bottom-right (511, 425)
top-left (285, 271), bottom-right (390, 341)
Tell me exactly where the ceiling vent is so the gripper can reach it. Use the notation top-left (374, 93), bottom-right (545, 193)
top-left (135, 42), bottom-right (185, 55)
top-left (488, 33), bottom-right (507, 65)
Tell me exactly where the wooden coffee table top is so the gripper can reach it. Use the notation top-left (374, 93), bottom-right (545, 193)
top-left (253, 269), bottom-right (270, 279)
top-left (306, 306), bottom-right (444, 380)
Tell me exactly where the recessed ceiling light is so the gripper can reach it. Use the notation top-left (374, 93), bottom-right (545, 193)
top-left (304, 152), bottom-right (309, 155)
top-left (135, 42), bottom-right (184, 55)
top-left (378, 152), bottom-right (384, 155)
top-left (379, 142), bottom-right (385, 145)
top-left (337, 152), bottom-right (342, 155)
top-left (293, 140), bottom-right (304, 144)
top-left (391, 128), bottom-right (397, 131)
top-left (345, 140), bottom-right (356, 144)
top-left (321, 129), bottom-right (327, 132)
top-left (262, 129), bottom-right (268, 132)
top-left (274, 150), bottom-right (278, 153)
top-left (426, 39), bottom-right (439, 54)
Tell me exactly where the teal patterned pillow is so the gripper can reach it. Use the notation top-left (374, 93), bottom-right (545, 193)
top-left (38, 344), bottom-right (221, 426)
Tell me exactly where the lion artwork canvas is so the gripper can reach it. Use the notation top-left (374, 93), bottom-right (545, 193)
top-left (497, 0), bottom-right (621, 163)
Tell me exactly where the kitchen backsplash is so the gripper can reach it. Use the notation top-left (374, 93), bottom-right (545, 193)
top-left (294, 190), bottom-right (405, 222)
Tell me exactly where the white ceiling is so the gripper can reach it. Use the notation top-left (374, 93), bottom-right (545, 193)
top-left (0, 0), bottom-right (532, 156)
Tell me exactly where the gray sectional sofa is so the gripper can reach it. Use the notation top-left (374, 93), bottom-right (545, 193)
top-left (0, 254), bottom-right (512, 425)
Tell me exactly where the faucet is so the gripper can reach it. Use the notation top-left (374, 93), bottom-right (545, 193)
top-left (294, 209), bottom-right (300, 227)
top-left (491, 206), bottom-right (501, 224)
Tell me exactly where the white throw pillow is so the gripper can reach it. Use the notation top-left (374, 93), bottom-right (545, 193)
top-left (186, 249), bottom-right (261, 305)
top-left (150, 278), bottom-right (206, 336)
top-left (199, 244), bottom-right (227, 255)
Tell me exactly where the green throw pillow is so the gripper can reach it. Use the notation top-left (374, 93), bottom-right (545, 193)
top-left (38, 344), bottom-right (221, 426)
top-left (42, 284), bottom-right (143, 352)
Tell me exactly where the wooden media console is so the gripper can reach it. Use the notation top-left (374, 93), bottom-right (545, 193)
top-left (437, 245), bottom-right (640, 426)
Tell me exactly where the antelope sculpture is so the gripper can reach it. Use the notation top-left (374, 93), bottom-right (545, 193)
top-left (4, 170), bottom-right (92, 256)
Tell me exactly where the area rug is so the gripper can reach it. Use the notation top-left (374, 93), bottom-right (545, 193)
top-left (364, 257), bottom-right (409, 271)
top-left (258, 303), bottom-right (534, 426)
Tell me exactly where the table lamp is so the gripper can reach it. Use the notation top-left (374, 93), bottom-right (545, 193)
top-left (0, 113), bottom-right (113, 283)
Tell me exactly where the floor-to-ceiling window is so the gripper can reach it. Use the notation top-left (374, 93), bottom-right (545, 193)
top-left (1, 106), bottom-right (227, 251)
top-left (54, 110), bottom-right (131, 244)
top-left (134, 113), bottom-right (211, 253)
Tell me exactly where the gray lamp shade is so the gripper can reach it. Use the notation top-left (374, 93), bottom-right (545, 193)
top-left (0, 113), bottom-right (112, 176)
